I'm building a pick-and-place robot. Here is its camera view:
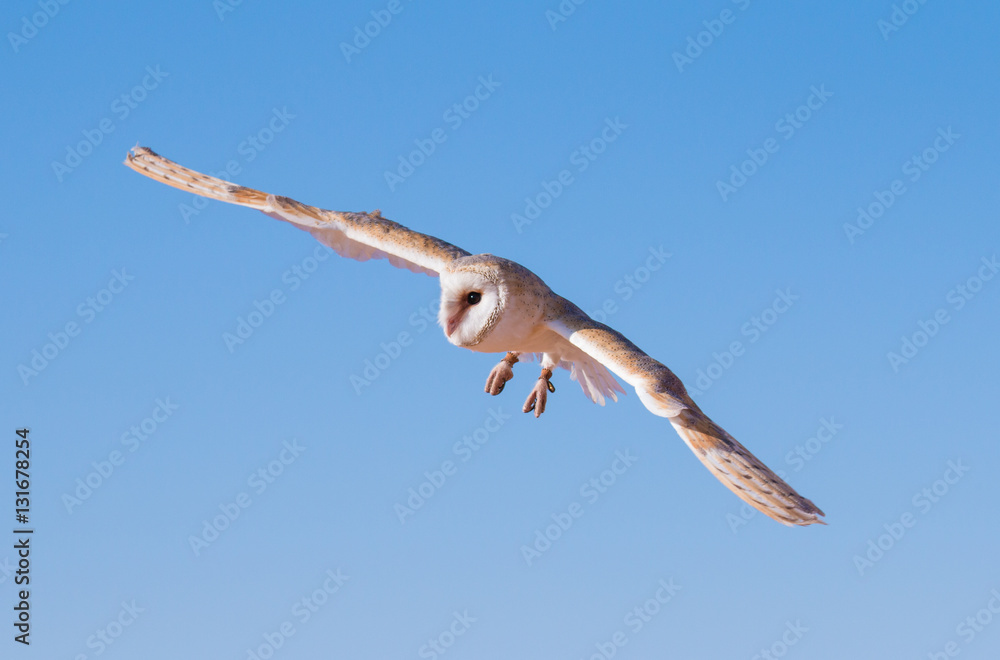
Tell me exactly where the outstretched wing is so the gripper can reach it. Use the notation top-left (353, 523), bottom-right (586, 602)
top-left (124, 146), bottom-right (471, 276)
top-left (545, 296), bottom-right (825, 527)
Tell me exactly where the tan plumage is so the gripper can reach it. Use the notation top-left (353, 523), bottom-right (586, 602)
top-left (545, 297), bottom-right (824, 525)
top-left (124, 146), bottom-right (825, 527)
top-left (125, 146), bottom-right (469, 275)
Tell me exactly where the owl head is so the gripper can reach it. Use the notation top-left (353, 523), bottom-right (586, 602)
top-left (438, 258), bottom-right (505, 348)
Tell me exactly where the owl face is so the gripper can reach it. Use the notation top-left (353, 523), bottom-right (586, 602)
top-left (438, 264), bottom-right (504, 348)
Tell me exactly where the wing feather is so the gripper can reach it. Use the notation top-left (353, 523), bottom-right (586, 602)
top-left (544, 296), bottom-right (825, 527)
top-left (124, 146), bottom-right (471, 275)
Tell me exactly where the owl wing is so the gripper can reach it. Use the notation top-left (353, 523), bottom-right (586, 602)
top-left (545, 296), bottom-right (825, 527)
top-left (124, 147), bottom-right (470, 276)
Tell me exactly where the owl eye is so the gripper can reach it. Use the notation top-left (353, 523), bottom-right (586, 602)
top-left (467, 291), bottom-right (482, 305)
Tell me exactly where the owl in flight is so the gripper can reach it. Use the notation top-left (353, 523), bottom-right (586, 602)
top-left (125, 147), bottom-right (825, 527)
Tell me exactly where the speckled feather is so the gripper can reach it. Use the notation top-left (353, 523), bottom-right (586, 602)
top-left (545, 297), bottom-right (824, 526)
top-left (124, 146), bottom-right (470, 275)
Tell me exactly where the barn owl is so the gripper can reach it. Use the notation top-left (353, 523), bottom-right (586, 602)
top-left (124, 146), bottom-right (825, 527)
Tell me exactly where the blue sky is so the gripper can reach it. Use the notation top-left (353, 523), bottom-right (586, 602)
top-left (3, 1), bottom-right (1000, 658)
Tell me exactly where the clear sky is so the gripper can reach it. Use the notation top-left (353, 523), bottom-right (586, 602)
top-left (3, 1), bottom-right (999, 658)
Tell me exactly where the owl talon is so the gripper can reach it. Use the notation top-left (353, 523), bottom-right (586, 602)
top-left (485, 351), bottom-right (519, 396)
top-left (522, 368), bottom-right (554, 418)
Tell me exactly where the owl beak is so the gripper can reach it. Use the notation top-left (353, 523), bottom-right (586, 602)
top-left (445, 309), bottom-right (466, 338)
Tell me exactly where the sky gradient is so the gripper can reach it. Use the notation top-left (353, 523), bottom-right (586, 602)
top-left (3, 1), bottom-right (1000, 658)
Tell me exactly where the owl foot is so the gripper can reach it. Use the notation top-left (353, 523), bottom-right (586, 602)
top-left (485, 351), bottom-right (520, 395)
top-left (523, 367), bottom-right (555, 418)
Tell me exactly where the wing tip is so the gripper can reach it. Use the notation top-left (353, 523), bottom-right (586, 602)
top-left (124, 144), bottom-right (153, 165)
top-left (669, 410), bottom-right (827, 528)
